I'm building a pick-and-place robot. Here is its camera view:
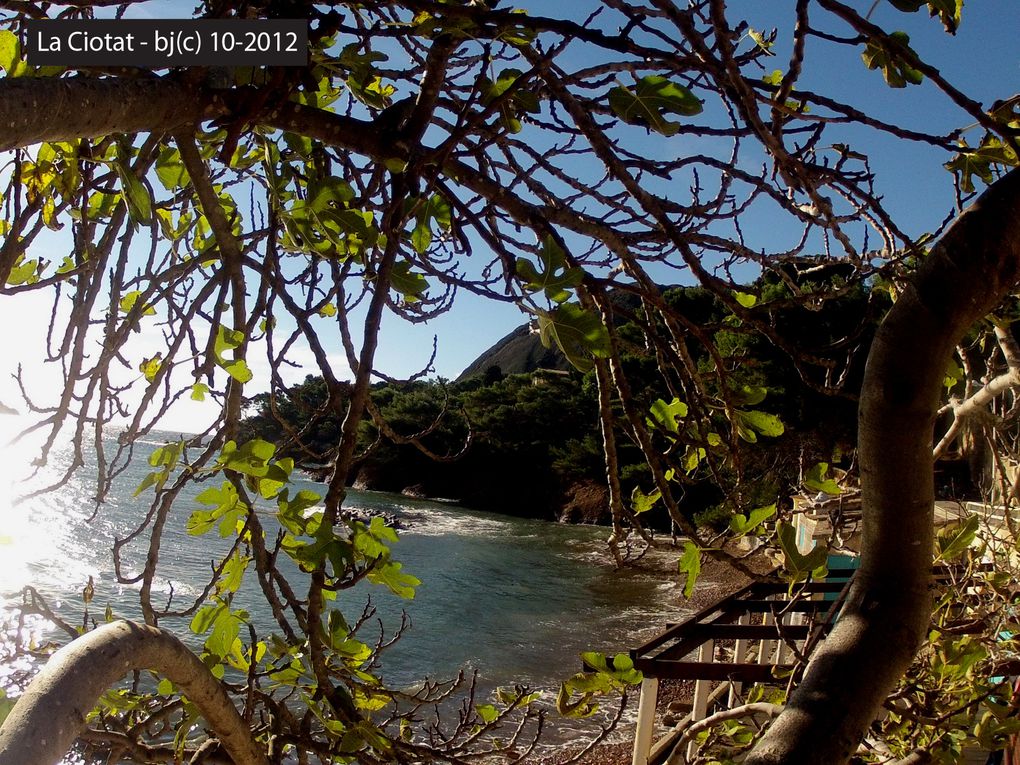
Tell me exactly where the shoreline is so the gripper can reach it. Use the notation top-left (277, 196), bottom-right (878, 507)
top-left (540, 544), bottom-right (774, 765)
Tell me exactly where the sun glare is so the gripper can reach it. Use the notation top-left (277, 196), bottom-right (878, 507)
top-left (0, 412), bottom-right (48, 595)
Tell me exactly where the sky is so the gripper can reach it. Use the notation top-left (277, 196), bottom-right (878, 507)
top-left (0, 1), bottom-right (1018, 435)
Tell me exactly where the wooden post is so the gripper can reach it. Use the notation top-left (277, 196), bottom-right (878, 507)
top-left (758, 610), bottom-right (775, 665)
top-left (729, 612), bottom-right (750, 706)
top-left (631, 677), bottom-right (659, 765)
top-left (687, 640), bottom-right (715, 761)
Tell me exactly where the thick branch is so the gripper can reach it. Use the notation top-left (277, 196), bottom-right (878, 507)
top-left (0, 620), bottom-right (269, 765)
top-left (0, 77), bottom-right (222, 151)
top-left (747, 168), bottom-right (1020, 764)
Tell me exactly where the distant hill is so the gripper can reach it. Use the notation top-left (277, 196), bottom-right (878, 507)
top-left (457, 288), bottom-right (657, 381)
top-left (456, 322), bottom-right (567, 381)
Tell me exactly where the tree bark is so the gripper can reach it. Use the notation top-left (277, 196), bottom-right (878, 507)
top-left (747, 168), bottom-right (1020, 763)
top-left (0, 620), bottom-right (269, 765)
top-left (0, 75), bottom-right (385, 159)
top-left (0, 77), bottom-right (224, 152)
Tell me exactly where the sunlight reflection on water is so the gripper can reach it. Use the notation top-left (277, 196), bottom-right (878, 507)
top-left (0, 416), bottom-right (97, 600)
top-left (0, 423), bottom-right (695, 763)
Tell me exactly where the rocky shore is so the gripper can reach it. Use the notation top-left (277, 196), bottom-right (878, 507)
top-left (541, 545), bottom-right (774, 765)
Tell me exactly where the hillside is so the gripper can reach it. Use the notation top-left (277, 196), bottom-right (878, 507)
top-left (456, 289), bottom-right (652, 381)
top-left (456, 323), bottom-right (568, 381)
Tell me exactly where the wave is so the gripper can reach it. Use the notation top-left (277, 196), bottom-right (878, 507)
top-left (398, 508), bottom-right (516, 538)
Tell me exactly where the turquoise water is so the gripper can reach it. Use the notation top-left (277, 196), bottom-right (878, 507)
top-left (0, 430), bottom-right (690, 707)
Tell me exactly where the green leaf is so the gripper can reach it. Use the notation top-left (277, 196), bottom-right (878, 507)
top-left (119, 290), bottom-right (155, 316)
top-left (647, 397), bottom-right (688, 435)
top-left (139, 354), bottom-right (162, 382)
top-left (678, 541), bottom-right (701, 598)
top-left (190, 601), bottom-right (226, 635)
top-left (390, 261), bottom-right (428, 301)
top-left (207, 607), bottom-right (244, 658)
top-left (258, 458), bottom-right (293, 499)
top-left (936, 514), bottom-right (980, 561)
top-left (731, 384), bottom-right (768, 407)
top-left (0, 693), bottom-right (14, 726)
top-left (893, 0), bottom-right (962, 33)
top-left (149, 441), bottom-right (184, 469)
top-left (115, 157), bottom-right (152, 224)
top-left (734, 291), bottom-right (758, 308)
top-left (928, 0), bottom-right (963, 34)
top-left (777, 522), bottom-right (828, 581)
top-left (410, 194), bottom-right (451, 254)
top-left (480, 68), bottom-right (540, 133)
top-left (566, 670), bottom-right (613, 694)
top-left (730, 503), bottom-right (777, 535)
top-left (133, 471), bottom-right (159, 497)
top-left (155, 208), bottom-right (190, 241)
top-left (944, 136), bottom-right (1018, 194)
top-left (608, 76), bottom-right (702, 136)
top-left (516, 236), bottom-right (583, 304)
top-left (367, 560), bottom-right (420, 599)
top-left (219, 551), bottom-right (250, 593)
top-left (861, 31), bottom-right (924, 88)
top-left (191, 382), bottom-right (209, 401)
top-left (483, 68), bottom-right (524, 103)
top-left (218, 438), bottom-right (276, 477)
top-left (682, 446), bottom-right (706, 473)
top-left (368, 515), bottom-right (399, 543)
top-left (734, 410), bottom-right (785, 442)
top-left (804, 462), bottom-right (841, 495)
top-left (87, 191), bottom-right (120, 221)
top-left (497, 18), bottom-right (536, 47)
top-left (746, 27), bottom-right (775, 54)
top-left (611, 653), bottom-right (635, 673)
top-left (277, 488), bottom-right (321, 534)
top-left (536, 302), bottom-right (610, 372)
top-left (6, 256), bottom-right (38, 286)
top-left (0, 31), bottom-right (20, 77)
top-left (213, 325), bottom-right (245, 363)
top-left (212, 326), bottom-right (252, 383)
top-left (476, 704), bottom-right (499, 724)
top-left (189, 481), bottom-right (246, 537)
top-left (305, 177), bottom-right (355, 213)
top-left (556, 681), bottom-right (599, 718)
top-left (155, 147), bottom-right (190, 190)
top-left (186, 509), bottom-right (217, 536)
top-left (944, 358), bottom-right (964, 389)
top-left (631, 486), bottom-right (661, 514)
top-left (223, 359), bottom-right (253, 383)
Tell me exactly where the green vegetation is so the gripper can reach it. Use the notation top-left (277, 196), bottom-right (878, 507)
top-left (241, 280), bottom-right (876, 528)
top-left (242, 370), bottom-right (603, 517)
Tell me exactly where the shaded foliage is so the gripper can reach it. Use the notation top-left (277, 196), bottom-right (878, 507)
top-left (241, 281), bottom-right (882, 526)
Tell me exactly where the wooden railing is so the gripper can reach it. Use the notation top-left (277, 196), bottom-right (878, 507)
top-left (627, 571), bottom-right (855, 765)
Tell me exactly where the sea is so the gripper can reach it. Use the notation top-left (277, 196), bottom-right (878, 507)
top-left (0, 426), bottom-right (695, 755)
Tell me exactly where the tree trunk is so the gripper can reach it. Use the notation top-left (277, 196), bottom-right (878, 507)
top-left (0, 620), bottom-right (269, 765)
top-left (747, 168), bottom-right (1020, 763)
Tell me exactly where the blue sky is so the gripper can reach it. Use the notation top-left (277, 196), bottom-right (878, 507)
top-left (0, 1), bottom-right (1018, 433)
top-left (386, 2), bottom-right (1020, 381)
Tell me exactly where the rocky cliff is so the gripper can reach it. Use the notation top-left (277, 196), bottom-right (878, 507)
top-left (456, 322), bottom-right (568, 381)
